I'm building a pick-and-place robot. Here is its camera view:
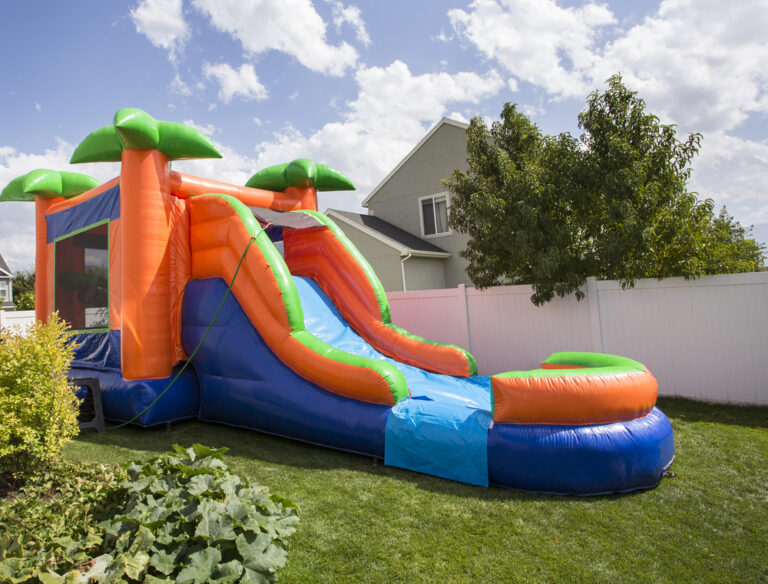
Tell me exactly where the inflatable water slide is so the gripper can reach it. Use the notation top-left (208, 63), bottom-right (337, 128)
top-left (0, 109), bottom-right (674, 495)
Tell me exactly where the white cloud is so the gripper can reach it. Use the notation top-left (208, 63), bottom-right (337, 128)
top-left (521, 103), bottom-right (546, 118)
top-left (0, 141), bottom-right (119, 272)
top-left (447, 112), bottom-right (470, 124)
top-left (690, 132), bottom-right (768, 223)
top-left (191, 0), bottom-right (358, 76)
top-left (182, 120), bottom-right (217, 137)
top-left (170, 73), bottom-right (192, 96)
top-left (450, 0), bottom-right (768, 134)
top-left (449, 0), bottom-right (616, 99)
top-left (448, 0), bottom-right (768, 232)
top-left (327, 0), bottom-right (371, 47)
top-left (596, 0), bottom-right (768, 134)
top-left (203, 62), bottom-right (268, 103)
top-left (130, 0), bottom-right (189, 63)
top-left (248, 61), bottom-right (505, 209)
top-left (173, 136), bottom-right (259, 187)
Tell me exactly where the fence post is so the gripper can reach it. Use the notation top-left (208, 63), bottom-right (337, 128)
top-left (586, 277), bottom-right (604, 352)
top-left (459, 284), bottom-right (473, 353)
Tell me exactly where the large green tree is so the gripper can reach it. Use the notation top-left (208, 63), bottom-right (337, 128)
top-left (446, 75), bottom-right (765, 305)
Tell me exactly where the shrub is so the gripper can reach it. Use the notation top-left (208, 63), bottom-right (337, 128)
top-left (0, 445), bottom-right (299, 583)
top-left (13, 291), bottom-right (34, 311)
top-left (0, 313), bottom-right (79, 482)
top-left (79, 444), bottom-right (299, 583)
top-left (0, 459), bottom-right (126, 581)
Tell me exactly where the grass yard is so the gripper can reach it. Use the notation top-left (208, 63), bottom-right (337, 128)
top-left (62, 397), bottom-right (768, 584)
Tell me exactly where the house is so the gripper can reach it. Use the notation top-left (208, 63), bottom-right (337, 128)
top-left (327, 118), bottom-right (472, 292)
top-left (0, 252), bottom-right (13, 308)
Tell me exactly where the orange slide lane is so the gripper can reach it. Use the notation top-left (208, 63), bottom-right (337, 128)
top-left (188, 195), bottom-right (403, 405)
top-left (283, 224), bottom-right (476, 377)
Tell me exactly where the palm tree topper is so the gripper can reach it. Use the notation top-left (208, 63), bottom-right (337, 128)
top-left (0, 169), bottom-right (100, 202)
top-left (70, 108), bottom-right (222, 163)
top-left (246, 158), bottom-right (355, 192)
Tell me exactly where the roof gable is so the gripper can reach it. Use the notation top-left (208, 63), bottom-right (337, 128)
top-left (362, 118), bottom-right (468, 208)
top-left (0, 253), bottom-right (11, 278)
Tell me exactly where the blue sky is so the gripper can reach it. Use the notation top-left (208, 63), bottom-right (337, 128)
top-left (1, 0), bottom-right (767, 272)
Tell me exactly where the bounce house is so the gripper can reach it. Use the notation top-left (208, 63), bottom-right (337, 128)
top-left (0, 109), bottom-right (674, 495)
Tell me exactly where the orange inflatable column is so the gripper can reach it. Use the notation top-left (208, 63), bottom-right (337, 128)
top-left (34, 197), bottom-right (61, 323)
top-left (120, 149), bottom-right (173, 380)
top-left (282, 186), bottom-right (317, 211)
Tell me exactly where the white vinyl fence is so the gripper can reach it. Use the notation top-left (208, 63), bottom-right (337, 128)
top-left (387, 272), bottom-right (768, 406)
top-left (0, 310), bottom-right (35, 331)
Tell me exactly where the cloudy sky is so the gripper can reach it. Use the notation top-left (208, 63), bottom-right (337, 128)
top-left (1, 0), bottom-right (767, 272)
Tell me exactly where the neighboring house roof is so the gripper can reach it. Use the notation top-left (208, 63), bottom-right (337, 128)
top-left (0, 253), bottom-right (11, 278)
top-left (327, 210), bottom-right (451, 258)
top-left (361, 117), bottom-right (469, 208)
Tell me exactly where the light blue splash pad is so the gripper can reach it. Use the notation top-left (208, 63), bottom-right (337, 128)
top-left (385, 398), bottom-right (492, 486)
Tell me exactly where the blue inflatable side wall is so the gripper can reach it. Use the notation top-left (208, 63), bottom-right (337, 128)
top-left (180, 278), bottom-right (390, 457)
top-left (488, 408), bottom-right (675, 495)
top-left (69, 366), bottom-right (199, 427)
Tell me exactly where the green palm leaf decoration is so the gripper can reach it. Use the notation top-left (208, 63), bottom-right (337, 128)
top-left (0, 169), bottom-right (100, 202)
top-left (70, 107), bottom-right (222, 163)
top-left (245, 158), bottom-right (355, 192)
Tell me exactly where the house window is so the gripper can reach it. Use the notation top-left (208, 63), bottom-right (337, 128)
top-left (420, 194), bottom-right (450, 237)
top-left (55, 222), bottom-right (109, 331)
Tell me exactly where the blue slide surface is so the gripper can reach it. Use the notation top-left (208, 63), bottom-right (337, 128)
top-left (293, 276), bottom-right (494, 486)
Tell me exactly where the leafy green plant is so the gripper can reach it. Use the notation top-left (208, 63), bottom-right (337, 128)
top-left (77, 444), bottom-right (299, 583)
top-left (0, 313), bottom-right (79, 483)
top-left (0, 459), bottom-right (126, 582)
top-left (12, 291), bottom-right (34, 311)
top-left (10, 272), bottom-right (34, 310)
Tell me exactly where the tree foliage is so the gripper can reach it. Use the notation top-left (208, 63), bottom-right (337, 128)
top-left (12, 270), bottom-right (35, 310)
top-left (446, 75), bottom-right (765, 305)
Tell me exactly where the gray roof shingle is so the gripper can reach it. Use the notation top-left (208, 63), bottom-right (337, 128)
top-left (330, 210), bottom-right (448, 254)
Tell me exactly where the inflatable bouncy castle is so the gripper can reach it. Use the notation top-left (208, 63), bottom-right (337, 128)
top-left (1, 109), bottom-right (674, 494)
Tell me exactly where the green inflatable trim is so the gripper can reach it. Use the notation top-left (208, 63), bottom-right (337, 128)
top-left (542, 352), bottom-right (646, 370)
top-left (293, 209), bottom-right (479, 377)
top-left (245, 158), bottom-right (355, 192)
top-left (194, 194), bottom-right (409, 404)
top-left (0, 169), bottom-right (100, 202)
top-left (71, 108), bottom-right (222, 164)
top-left (496, 352), bottom-right (646, 380)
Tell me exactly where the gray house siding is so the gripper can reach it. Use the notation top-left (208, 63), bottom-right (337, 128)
top-left (327, 210), bottom-right (449, 292)
top-left (328, 119), bottom-right (474, 293)
top-left (402, 256), bottom-right (446, 291)
top-left (366, 121), bottom-right (468, 237)
top-left (342, 226), bottom-right (406, 292)
top-left (0, 253), bottom-right (13, 308)
top-left (362, 119), bottom-right (473, 289)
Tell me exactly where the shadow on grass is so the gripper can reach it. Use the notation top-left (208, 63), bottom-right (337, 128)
top-left (73, 416), bottom-right (662, 504)
top-left (657, 397), bottom-right (768, 429)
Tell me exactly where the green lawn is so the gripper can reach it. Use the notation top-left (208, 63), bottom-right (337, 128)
top-left (62, 397), bottom-right (768, 584)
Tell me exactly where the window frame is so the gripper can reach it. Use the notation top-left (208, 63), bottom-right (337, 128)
top-left (53, 219), bottom-right (111, 333)
top-left (418, 192), bottom-right (452, 239)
